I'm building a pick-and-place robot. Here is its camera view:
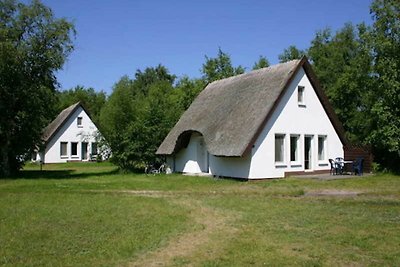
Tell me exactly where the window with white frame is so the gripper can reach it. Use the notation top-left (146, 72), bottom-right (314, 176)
top-left (318, 136), bottom-right (327, 161)
top-left (290, 135), bottom-right (300, 162)
top-left (298, 86), bottom-right (305, 106)
top-left (71, 142), bottom-right (78, 156)
top-left (91, 142), bottom-right (97, 155)
top-left (275, 134), bottom-right (285, 163)
top-left (77, 117), bottom-right (83, 127)
top-left (60, 142), bottom-right (68, 157)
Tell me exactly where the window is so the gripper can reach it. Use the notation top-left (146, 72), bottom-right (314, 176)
top-left (298, 86), bottom-right (305, 105)
top-left (60, 142), bottom-right (68, 157)
top-left (275, 134), bottom-right (285, 163)
top-left (91, 142), bottom-right (97, 155)
top-left (318, 136), bottom-right (326, 161)
top-left (290, 135), bottom-right (300, 162)
top-left (71, 142), bottom-right (78, 156)
top-left (77, 117), bottom-right (83, 127)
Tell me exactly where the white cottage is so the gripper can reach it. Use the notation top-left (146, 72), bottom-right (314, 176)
top-left (157, 57), bottom-right (347, 179)
top-left (35, 102), bottom-right (102, 163)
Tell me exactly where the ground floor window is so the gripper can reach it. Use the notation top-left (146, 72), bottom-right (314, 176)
top-left (60, 142), bottom-right (68, 157)
top-left (318, 135), bottom-right (327, 161)
top-left (290, 135), bottom-right (300, 162)
top-left (275, 134), bottom-right (285, 163)
top-left (91, 142), bottom-right (97, 155)
top-left (71, 142), bottom-right (78, 156)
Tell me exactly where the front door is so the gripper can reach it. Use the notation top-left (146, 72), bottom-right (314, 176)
top-left (81, 142), bottom-right (88, 160)
top-left (304, 136), bottom-right (313, 170)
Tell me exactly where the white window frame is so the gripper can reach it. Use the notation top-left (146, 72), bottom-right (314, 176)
top-left (275, 134), bottom-right (286, 165)
top-left (60, 142), bottom-right (68, 158)
top-left (318, 135), bottom-right (327, 162)
top-left (77, 117), bottom-right (83, 127)
top-left (290, 134), bottom-right (301, 165)
top-left (298, 86), bottom-right (306, 107)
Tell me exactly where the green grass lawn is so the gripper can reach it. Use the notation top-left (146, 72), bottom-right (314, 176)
top-left (1, 162), bottom-right (399, 266)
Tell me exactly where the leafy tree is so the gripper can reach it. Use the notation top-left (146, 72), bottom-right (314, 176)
top-left (367, 0), bottom-right (400, 169)
top-left (133, 64), bottom-right (176, 96)
top-left (57, 86), bottom-right (106, 124)
top-left (202, 48), bottom-right (245, 84)
top-left (0, 0), bottom-right (74, 176)
top-left (99, 66), bottom-right (180, 170)
top-left (174, 76), bottom-right (205, 110)
top-left (308, 23), bottom-right (374, 143)
top-left (278, 45), bottom-right (307, 62)
top-left (252, 56), bottom-right (270, 70)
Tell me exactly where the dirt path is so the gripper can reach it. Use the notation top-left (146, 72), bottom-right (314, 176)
top-left (117, 192), bottom-right (238, 267)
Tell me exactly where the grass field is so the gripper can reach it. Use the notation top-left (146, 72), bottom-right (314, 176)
top-left (1, 162), bottom-right (399, 266)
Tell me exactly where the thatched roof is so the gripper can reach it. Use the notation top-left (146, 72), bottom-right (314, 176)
top-left (42, 102), bottom-right (81, 144)
top-left (157, 57), bottom-right (346, 157)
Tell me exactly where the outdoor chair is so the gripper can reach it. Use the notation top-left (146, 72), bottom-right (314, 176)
top-left (352, 158), bottom-right (364, 176)
top-left (329, 159), bottom-right (338, 175)
top-left (335, 157), bottom-right (345, 174)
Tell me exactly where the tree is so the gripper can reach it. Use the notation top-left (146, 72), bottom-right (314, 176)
top-left (57, 86), bottom-right (106, 125)
top-left (308, 23), bottom-right (374, 143)
top-left (202, 48), bottom-right (245, 84)
top-left (133, 64), bottom-right (176, 96)
top-left (252, 56), bottom-right (270, 70)
top-left (367, 0), bottom-right (400, 169)
top-left (0, 0), bottom-right (75, 177)
top-left (99, 66), bottom-right (180, 170)
top-left (278, 45), bottom-right (306, 62)
top-left (174, 76), bottom-right (205, 110)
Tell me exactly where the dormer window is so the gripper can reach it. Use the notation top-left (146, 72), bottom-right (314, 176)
top-left (77, 117), bottom-right (83, 127)
top-left (298, 86), bottom-right (305, 106)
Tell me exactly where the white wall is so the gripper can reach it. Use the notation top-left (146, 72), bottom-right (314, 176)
top-left (43, 106), bottom-right (100, 163)
top-left (249, 67), bottom-right (343, 178)
top-left (173, 133), bottom-right (206, 173)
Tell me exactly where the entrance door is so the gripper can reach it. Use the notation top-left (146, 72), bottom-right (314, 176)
top-left (304, 136), bottom-right (313, 170)
top-left (81, 142), bottom-right (88, 160)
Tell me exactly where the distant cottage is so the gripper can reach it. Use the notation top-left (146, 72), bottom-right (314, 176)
top-left (157, 57), bottom-right (347, 179)
top-left (34, 102), bottom-right (103, 163)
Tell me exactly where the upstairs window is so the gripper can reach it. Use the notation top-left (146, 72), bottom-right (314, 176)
top-left (77, 117), bottom-right (83, 127)
top-left (298, 86), bottom-right (305, 106)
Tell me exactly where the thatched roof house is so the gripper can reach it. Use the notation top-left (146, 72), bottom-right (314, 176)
top-left (158, 57), bottom-right (346, 179)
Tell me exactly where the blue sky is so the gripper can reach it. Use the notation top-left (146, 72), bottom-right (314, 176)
top-left (42, 0), bottom-right (374, 94)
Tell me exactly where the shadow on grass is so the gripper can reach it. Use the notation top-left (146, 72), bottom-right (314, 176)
top-left (6, 168), bottom-right (120, 180)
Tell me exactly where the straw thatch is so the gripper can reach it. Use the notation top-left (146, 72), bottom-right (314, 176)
top-left (42, 102), bottom-right (81, 144)
top-left (157, 57), bottom-right (346, 157)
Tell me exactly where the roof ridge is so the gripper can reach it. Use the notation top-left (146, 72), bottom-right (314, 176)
top-left (207, 59), bottom-right (301, 88)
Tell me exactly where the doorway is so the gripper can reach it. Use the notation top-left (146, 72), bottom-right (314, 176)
top-left (81, 142), bottom-right (88, 160)
top-left (304, 136), bottom-right (313, 170)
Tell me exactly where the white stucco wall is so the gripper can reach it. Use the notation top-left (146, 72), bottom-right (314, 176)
top-left (169, 66), bottom-right (344, 179)
top-left (249, 67), bottom-right (344, 179)
top-left (43, 107), bottom-right (100, 163)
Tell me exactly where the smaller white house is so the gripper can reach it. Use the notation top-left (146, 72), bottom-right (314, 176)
top-left (34, 102), bottom-right (103, 163)
top-left (157, 57), bottom-right (347, 179)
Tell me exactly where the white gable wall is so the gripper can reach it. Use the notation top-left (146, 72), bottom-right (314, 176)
top-left (43, 107), bottom-right (99, 163)
top-left (249, 67), bottom-right (344, 178)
